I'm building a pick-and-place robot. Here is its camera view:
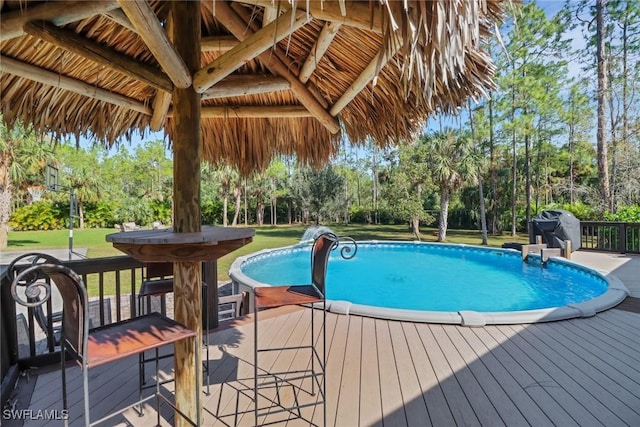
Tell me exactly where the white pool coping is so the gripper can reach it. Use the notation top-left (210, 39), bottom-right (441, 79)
top-left (229, 241), bottom-right (630, 326)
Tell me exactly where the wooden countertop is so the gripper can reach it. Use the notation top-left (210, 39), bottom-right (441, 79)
top-left (106, 226), bottom-right (255, 262)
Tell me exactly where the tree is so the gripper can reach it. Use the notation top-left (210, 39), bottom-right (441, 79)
top-left (423, 130), bottom-right (482, 242)
top-left (56, 143), bottom-right (105, 228)
top-left (213, 164), bottom-right (237, 226)
top-left (0, 120), bottom-right (53, 248)
top-left (596, 0), bottom-right (612, 211)
top-left (380, 142), bottom-right (433, 238)
top-left (291, 165), bottom-right (344, 224)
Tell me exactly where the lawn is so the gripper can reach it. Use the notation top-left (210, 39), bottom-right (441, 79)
top-left (6, 224), bottom-right (528, 296)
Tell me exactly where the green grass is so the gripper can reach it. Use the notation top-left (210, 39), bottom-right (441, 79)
top-left (8, 224), bottom-right (528, 284)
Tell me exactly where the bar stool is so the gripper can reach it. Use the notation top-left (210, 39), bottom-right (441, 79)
top-left (252, 233), bottom-right (357, 426)
top-left (137, 262), bottom-right (211, 402)
top-left (10, 262), bottom-right (199, 426)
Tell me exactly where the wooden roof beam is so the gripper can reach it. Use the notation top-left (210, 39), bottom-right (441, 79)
top-left (213, 1), bottom-right (339, 134)
top-left (232, 0), bottom-right (383, 33)
top-left (263, 5), bottom-right (278, 26)
top-left (202, 75), bottom-right (290, 100)
top-left (198, 105), bottom-right (313, 119)
top-left (330, 40), bottom-right (403, 116)
top-left (116, 0), bottom-right (191, 89)
top-left (299, 21), bottom-right (341, 84)
top-left (102, 8), bottom-right (137, 33)
top-left (23, 21), bottom-right (173, 93)
top-left (0, 55), bottom-right (152, 115)
top-left (0, 0), bottom-right (119, 42)
top-left (193, 8), bottom-right (310, 93)
top-left (150, 92), bottom-right (172, 130)
top-left (201, 35), bottom-right (238, 52)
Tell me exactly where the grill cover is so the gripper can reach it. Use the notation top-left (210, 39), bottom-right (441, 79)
top-left (529, 210), bottom-right (581, 252)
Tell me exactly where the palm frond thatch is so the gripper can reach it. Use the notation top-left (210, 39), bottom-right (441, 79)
top-left (0, 0), bottom-right (507, 173)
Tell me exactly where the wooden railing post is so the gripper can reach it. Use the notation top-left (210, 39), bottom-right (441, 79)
top-left (202, 261), bottom-right (219, 330)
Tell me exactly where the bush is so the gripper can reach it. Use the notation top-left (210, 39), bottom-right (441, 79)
top-left (605, 205), bottom-right (640, 222)
top-left (201, 199), bottom-right (223, 225)
top-left (149, 199), bottom-right (172, 225)
top-left (9, 200), bottom-right (65, 230)
top-left (349, 207), bottom-right (372, 224)
top-left (84, 200), bottom-right (116, 228)
top-left (113, 197), bottom-right (153, 226)
top-left (541, 202), bottom-right (600, 221)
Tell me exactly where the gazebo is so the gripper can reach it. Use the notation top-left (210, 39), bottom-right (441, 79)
top-left (0, 0), bottom-right (506, 424)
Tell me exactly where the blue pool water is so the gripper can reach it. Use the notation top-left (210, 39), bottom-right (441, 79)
top-left (238, 242), bottom-right (608, 312)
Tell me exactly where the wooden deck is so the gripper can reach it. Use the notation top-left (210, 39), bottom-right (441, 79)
top-left (7, 252), bottom-right (640, 427)
top-left (7, 301), bottom-right (638, 427)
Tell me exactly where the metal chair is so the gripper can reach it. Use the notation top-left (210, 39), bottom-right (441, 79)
top-left (253, 233), bottom-right (356, 426)
top-left (6, 253), bottom-right (64, 351)
top-left (10, 261), bottom-right (199, 426)
top-left (137, 262), bottom-right (211, 398)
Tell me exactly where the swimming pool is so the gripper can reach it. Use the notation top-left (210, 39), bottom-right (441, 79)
top-left (229, 241), bottom-right (629, 325)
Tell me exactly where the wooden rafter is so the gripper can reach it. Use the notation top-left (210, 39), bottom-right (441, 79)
top-left (0, 55), bottom-right (152, 115)
top-left (0, 0), bottom-right (119, 42)
top-left (330, 40), bottom-right (403, 116)
top-left (299, 21), bottom-right (341, 84)
top-left (262, 5), bottom-right (278, 26)
top-left (150, 92), bottom-right (172, 131)
top-left (197, 105), bottom-right (312, 118)
top-left (217, 2), bottom-right (339, 133)
top-left (201, 35), bottom-right (238, 52)
top-left (232, 0), bottom-right (383, 33)
top-left (117, 0), bottom-right (191, 89)
top-left (231, 4), bottom-right (330, 109)
top-left (193, 8), bottom-right (309, 93)
top-left (202, 75), bottom-right (290, 100)
top-left (102, 8), bottom-right (137, 33)
top-left (148, 10), bottom-right (175, 133)
top-left (23, 21), bottom-right (173, 93)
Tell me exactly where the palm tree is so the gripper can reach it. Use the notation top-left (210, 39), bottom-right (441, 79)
top-left (423, 129), bottom-right (483, 242)
top-left (214, 164), bottom-right (238, 226)
top-left (0, 120), bottom-right (53, 248)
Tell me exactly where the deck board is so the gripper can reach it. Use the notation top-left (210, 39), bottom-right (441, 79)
top-left (358, 316), bottom-right (383, 427)
top-left (387, 321), bottom-right (429, 427)
top-left (401, 322), bottom-right (455, 427)
top-left (12, 305), bottom-right (640, 427)
top-left (333, 314), bottom-right (362, 427)
top-left (443, 324), bottom-right (526, 426)
top-left (416, 323), bottom-right (480, 426)
top-left (506, 323), bottom-right (618, 426)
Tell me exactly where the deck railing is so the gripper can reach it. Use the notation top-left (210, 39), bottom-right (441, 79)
top-left (580, 221), bottom-right (640, 254)
top-left (1, 256), bottom-right (227, 407)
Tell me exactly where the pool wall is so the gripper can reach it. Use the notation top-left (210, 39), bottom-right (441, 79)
top-left (229, 241), bottom-right (629, 326)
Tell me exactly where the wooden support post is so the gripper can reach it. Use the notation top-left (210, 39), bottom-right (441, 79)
top-left (564, 240), bottom-right (572, 259)
top-left (541, 248), bottom-right (562, 263)
top-left (171, 2), bottom-right (201, 425)
top-left (535, 235), bottom-right (543, 245)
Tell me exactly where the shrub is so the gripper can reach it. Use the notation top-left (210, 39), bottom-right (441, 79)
top-left (9, 200), bottom-right (65, 230)
top-left (113, 197), bottom-right (153, 226)
top-left (149, 199), bottom-right (172, 225)
top-left (201, 199), bottom-right (223, 225)
top-left (540, 202), bottom-right (600, 221)
top-left (605, 205), bottom-right (640, 222)
top-left (84, 200), bottom-right (116, 228)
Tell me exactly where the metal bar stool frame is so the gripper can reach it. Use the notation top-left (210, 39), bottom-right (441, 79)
top-left (252, 233), bottom-right (357, 426)
top-left (10, 261), bottom-right (200, 427)
top-left (136, 262), bottom-right (211, 403)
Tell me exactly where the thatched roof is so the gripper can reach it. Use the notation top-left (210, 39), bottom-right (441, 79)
top-left (1, 0), bottom-right (506, 174)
